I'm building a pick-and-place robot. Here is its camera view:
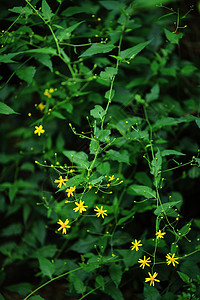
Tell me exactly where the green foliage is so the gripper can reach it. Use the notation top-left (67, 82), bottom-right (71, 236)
top-left (0, 0), bottom-right (200, 299)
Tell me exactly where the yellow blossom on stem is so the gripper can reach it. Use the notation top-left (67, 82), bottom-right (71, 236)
top-left (73, 200), bottom-right (88, 213)
top-left (57, 219), bottom-right (71, 234)
top-left (34, 125), bottom-right (45, 136)
top-left (156, 230), bottom-right (166, 239)
top-left (108, 175), bottom-right (115, 182)
top-left (145, 272), bottom-right (160, 286)
top-left (166, 253), bottom-right (179, 267)
top-left (131, 239), bottom-right (142, 251)
top-left (94, 206), bottom-right (107, 218)
top-left (44, 89), bottom-right (52, 98)
top-left (66, 186), bottom-right (76, 197)
top-left (38, 102), bottom-right (45, 111)
top-left (138, 256), bottom-right (151, 269)
top-left (54, 176), bottom-right (68, 189)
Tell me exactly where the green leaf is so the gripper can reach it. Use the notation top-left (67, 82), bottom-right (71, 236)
top-left (9, 6), bottom-right (32, 15)
top-left (177, 271), bottom-right (190, 283)
top-left (96, 275), bottom-right (104, 290)
top-left (195, 158), bottom-right (200, 166)
top-left (161, 150), bottom-right (185, 156)
top-left (109, 264), bottom-right (122, 287)
top-left (30, 296), bottom-right (45, 300)
top-left (106, 149), bottom-right (130, 164)
top-left (164, 29), bottom-right (183, 44)
top-left (181, 65), bottom-right (197, 76)
top-left (69, 274), bottom-right (86, 294)
top-left (195, 118), bottom-right (200, 129)
top-left (90, 105), bottom-right (106, 119)
top-left (100, 67), bottom-right (118, 80)
top-left (127, 184), bottom-right (156, 199)
top-left (120, 40), bottom-right (151, 60)
top-left (105, 89), bottom-right (115, 100)
top-left (33, 53), bottom-right (53, 72)
top-left (38, 256), bottom-right (55, 278)
top-left (146, 84), bottom-right (160, 103)
top-left (0, 294), bottom-right (5, 300)
top-left (1, 223), bottom-right (23, 236)
top-left (57, 174), bottom-right (86, 192)
top-left (104, 282), bottom-right (124, 300)
top-left (143, 283), bottom-right (160, 300)
top-left (0, 102), bottom-right (19, 115)
top-left (62, 150), bottom-right (89, 169)
top-left (177, 220), bottom-right (192, 237)
top-left (42, 0), bottom-right (53, 21)
top-left (154, 201), bottom-right (181, 217)
top-left (5, 282), bottom-right (33, 296)
top-left (16, 66), bottom-right (36, 85)
top-left (79, 44), bottom-right (115, 57)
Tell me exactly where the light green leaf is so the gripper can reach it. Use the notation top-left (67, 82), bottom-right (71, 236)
top-left (164, 29), bottom-right (183, 44)
top-left (177, 271), bottom-right (190, 283)
top-left (154, 201), bottom-right (181, 217)
top-left (30, 295), bottom-right (45, 300)
top-left (62, 150), bottom-right (89, 169)
top-left (5, 283), bottom-right (33, 296)
top-left (120, 40), bottom-right (151, 60)
top-left (8, 6), bottom-right (32, 15)
top-left (161, 150), bottom-right (185, 156)
top-left (105, 89), bottom-right (115, 100)
top-left (100, 67), bottom-right (118, 80)
top-left (0, 102), bottom-right (19, 115)
top-left (90, 105), bottom-right (106, 119)
top-left (181, 65), bottom-right (197, 76)
top-left (42, 0), bottom-right (53, 21)
top-left (38, 256), bottom-right (55, 278)
top-left (127, 184), bottom-right (156, 199)
top-left (16, 66), bottom-right (36, 85)
top-left (80, 44), bottom-right (115, 57)
top-left (195, 118), bottom-right (200, 129)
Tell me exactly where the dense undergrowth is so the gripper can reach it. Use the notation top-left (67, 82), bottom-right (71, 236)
top-left (0, 0), bottom-right (200, 299)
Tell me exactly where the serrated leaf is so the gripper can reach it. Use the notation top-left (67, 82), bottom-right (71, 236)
top-left (0, 102), bottom-right (19, 115)
top-left (8, 6), bottom-right (32, 15)
top-left (62, 150), bottom-right (89, 169)
top-left (100, 67), bottom-right (118, 80)
top-left (120, 40), bottom-right (151, 60)
top-left (69, 274), bottom-right (86, 294)
top-left (38, 256), bottom-right (55, 278)
top-left (42, 0), bottom-right (53, 21)
top-left (80, 43), bottom-right (115, 57)
top-left (127, 184), bottom-right (156, 199)
top-left (109, 264), bottom-right (122, 287)
top-left (90, 105), bottom-right (106, 119)
top-left (16, 66), bottom-right (36, 85)
top-left (96, 275), bottom-right (104, 290)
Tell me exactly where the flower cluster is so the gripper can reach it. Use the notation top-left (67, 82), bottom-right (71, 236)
top-left (130, 231), bottom-right (180, 287)
top-left (44, 88), bottom-right (54, 98)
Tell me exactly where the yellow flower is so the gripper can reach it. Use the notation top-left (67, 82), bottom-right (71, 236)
top-left (54, 176), bottom-right (68, 189)
top-left (145, 272), bottom-right (160, 286)
top-left (108, 175), bottom-right (115, 182)
top-left (49, 88), bottom-right (54, 93)
top-left (156, 230), bottom-right (166, 239)
top-left (94, 206), bottom-right (107, 218)
top-left (73, 200), bottom-right (88, 213)
top-left (166, 253), bottom-right (179, 267)
top-left (130, 239), bottom-right (142, 251)
top-left (44, 89), bottom-right (52, 98)
top-left (38, 102), bottom-right (45, 111)
top-left (138, 256), bottom-right (151, 269)
top-left (34, 125), bottom-right (45, 136)
top-left (66, 186), bottom-right (76, 197)
top-left (57, 219), bottom-right (71, 234)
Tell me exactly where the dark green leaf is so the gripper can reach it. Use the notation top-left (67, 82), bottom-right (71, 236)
top-left (42, 0), bottom-right (53, 21)
top-left (120, 40), bottom-right (151, 60)
top-left (109, 264), bottom-right (122, 287)
top-left (38, 256), bottom-right (55, 278)
top-left (80, 44), bottom-right (115, 57)
top-left (127, 184), bottom-right (156, 199)
top-left (16, 66), bottom-right (36, 85)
